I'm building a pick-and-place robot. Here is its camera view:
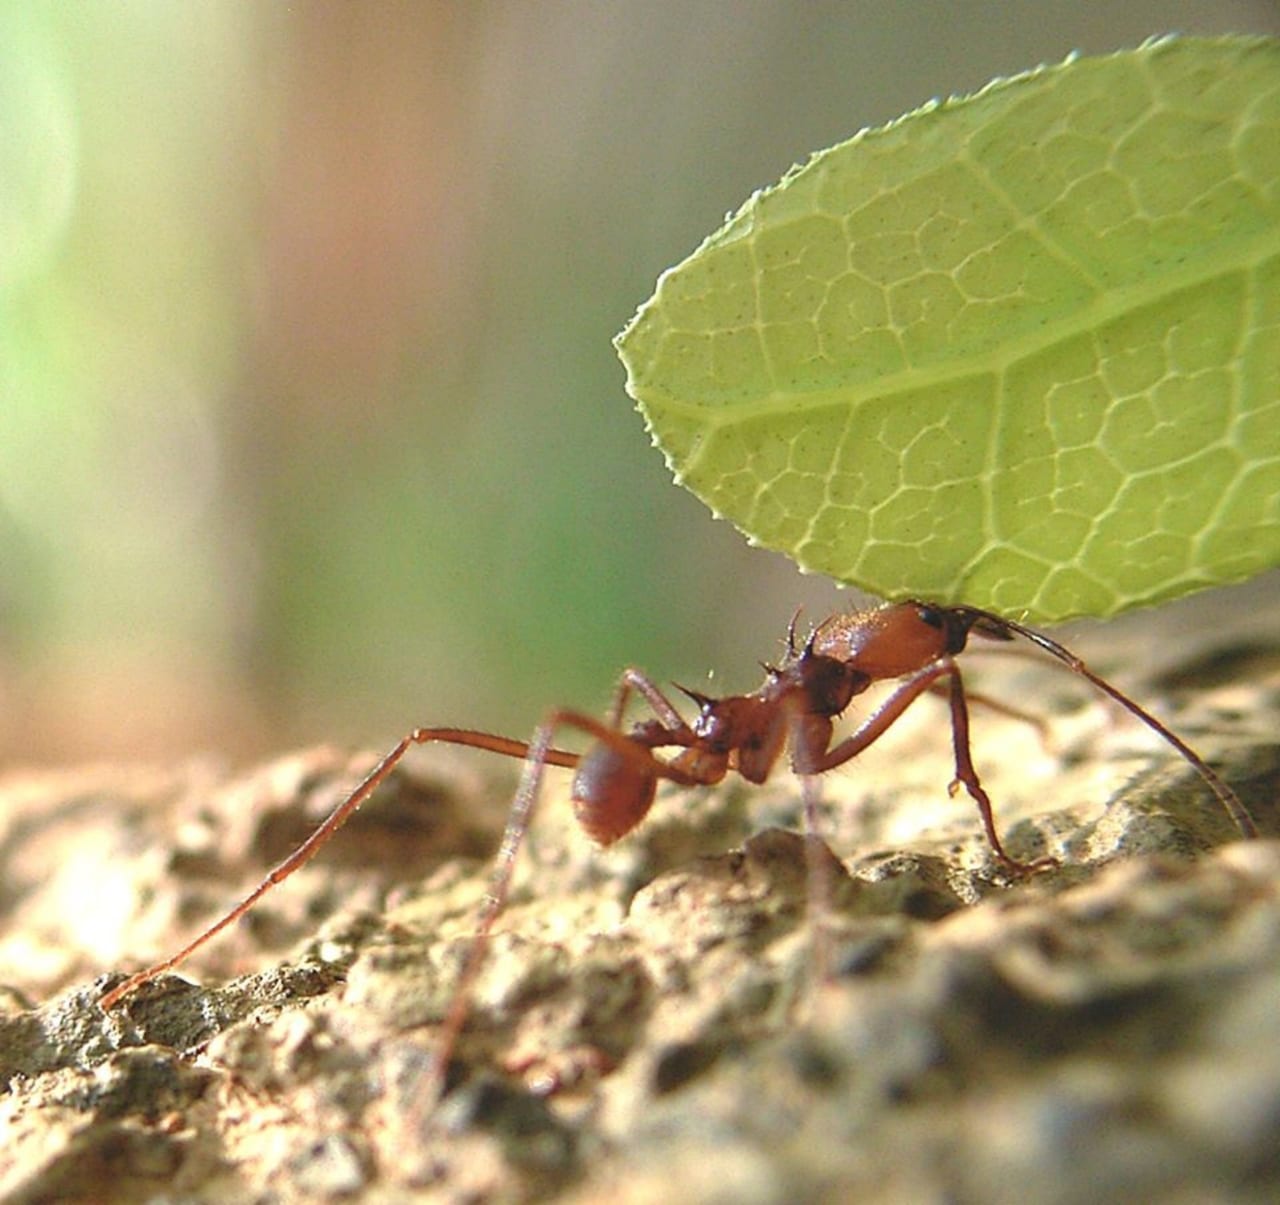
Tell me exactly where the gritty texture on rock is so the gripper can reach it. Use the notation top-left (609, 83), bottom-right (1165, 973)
top-left (1, 595), bottom-right (1279, 1203)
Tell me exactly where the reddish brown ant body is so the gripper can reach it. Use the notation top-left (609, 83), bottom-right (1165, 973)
top-left (99, 600), bottom-right (1256, 1095)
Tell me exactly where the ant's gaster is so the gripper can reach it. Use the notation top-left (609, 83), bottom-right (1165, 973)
top-left (99, 600), bottom-right (1256, 1100)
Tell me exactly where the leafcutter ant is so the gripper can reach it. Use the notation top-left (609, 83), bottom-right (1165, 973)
top-left (99, 600), bottom-right (1256, 1097)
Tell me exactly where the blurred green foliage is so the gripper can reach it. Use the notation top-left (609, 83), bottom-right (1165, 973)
top-left (1, 1), bottom-right (1276, 763)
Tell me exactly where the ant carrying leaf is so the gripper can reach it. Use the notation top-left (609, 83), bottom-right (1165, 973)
top-left (99, 600), bottom-right (1255, 1101)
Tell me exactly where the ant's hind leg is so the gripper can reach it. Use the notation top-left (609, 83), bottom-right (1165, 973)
top-left (606, 667), bottom-right (693, 731)
top-left (99, 726), bottom-right (583, 1011)
top-left (99, 736), bottom-right (431, 1009)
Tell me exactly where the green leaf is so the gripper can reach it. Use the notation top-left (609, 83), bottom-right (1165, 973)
top-left (616, 35), bottom-right (1280, 623)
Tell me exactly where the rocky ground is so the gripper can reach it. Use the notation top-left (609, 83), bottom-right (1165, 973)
top-left (2, 587), bottom-right (1279, 1203)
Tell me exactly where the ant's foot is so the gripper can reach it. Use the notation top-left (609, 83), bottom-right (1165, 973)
top-left (994, 851), bottom-right (1059, 876)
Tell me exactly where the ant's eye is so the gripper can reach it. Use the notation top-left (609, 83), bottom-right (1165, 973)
top-left (915, 604), bottom-right (944, 629)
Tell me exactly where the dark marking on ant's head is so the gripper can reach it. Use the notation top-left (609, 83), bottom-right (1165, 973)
top-left (910, 601), bottom-right (1008, 655)
top-left (914, 603), bottom-right (945, 629)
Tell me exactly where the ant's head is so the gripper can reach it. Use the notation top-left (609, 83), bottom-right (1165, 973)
top-left (931, 603), bottom-right (1015, 648)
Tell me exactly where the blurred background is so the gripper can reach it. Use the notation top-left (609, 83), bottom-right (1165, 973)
top-left (2, 1), bottom-right (1277, 766)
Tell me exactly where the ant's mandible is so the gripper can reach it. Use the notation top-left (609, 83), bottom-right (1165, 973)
top-left (99, 600), bottom-right (1257, 1095)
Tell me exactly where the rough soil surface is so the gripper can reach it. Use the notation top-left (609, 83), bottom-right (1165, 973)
top-left (2, 597), bottom-right (1280, 1203)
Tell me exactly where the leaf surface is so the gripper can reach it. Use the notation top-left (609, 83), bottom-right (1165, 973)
top-left (616, 36), bottom-right (1280, 621)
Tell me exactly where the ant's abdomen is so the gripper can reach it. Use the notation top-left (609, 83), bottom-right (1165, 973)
top-left (572, 742), bottom-right (657, 845)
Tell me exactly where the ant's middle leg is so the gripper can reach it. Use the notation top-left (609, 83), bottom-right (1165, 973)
top-left (423, 704), bottom-right (712, 1099)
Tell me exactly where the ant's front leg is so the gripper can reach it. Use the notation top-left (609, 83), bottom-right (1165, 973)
top-left (941, 669), bottom-right (1057, 873)
top-left (810, 662), bottom-right (1054, 874)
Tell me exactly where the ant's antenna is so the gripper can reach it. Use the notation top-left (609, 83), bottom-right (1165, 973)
top-left (981, 609), bottom-right (1257, 839)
